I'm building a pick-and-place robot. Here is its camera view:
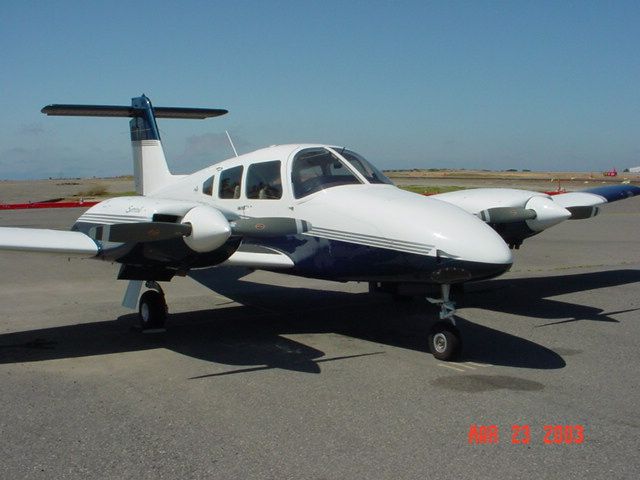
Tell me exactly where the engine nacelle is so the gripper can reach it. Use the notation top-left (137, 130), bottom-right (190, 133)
top-left (181, 206), bottom-right (231, 253)
top-left (524, 196), bottom-right (571, 232)
top-left (433, 188), bottom-right (576, 249)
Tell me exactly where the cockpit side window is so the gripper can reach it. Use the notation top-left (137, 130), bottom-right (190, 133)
top-left (334, 149), bottom-right (393, 185)
top-left (246, 161), bottom-right (282, 199)
top-left (202, 175), bottom-right (214, 196)
top-left (292, 148), bottom-right (361, 199)
top-left (219, 166), bottom-right (243, 199)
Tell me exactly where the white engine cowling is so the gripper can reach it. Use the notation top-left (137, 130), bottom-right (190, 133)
top-left (524, 196), bottom-right (571, 232)
top-left (181, 206), bottom-right (231, 253)
top-left (434, 188), bottom-right (573, 232)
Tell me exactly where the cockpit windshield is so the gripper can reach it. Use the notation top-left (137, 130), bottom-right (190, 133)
top-left (292, 148), bottom-right (361, 198)
top-left (332, 148), bottom-right (393, 185)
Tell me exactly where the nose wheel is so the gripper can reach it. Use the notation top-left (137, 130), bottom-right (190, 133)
top-left (138, 281), bottom-right (167, 332)
top-left (427, 284), bottom-right (462, 361)
top-left (428, 322), bottom-right (461, 360)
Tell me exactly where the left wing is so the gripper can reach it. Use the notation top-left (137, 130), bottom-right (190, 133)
top-left (0, 227), bottom-right (99, 257)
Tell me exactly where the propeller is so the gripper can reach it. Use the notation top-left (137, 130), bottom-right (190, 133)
top-left (89, 222), bottom-right (192, 243)
top-left (478, 197), bottom-right (572, 232)
top-left (229, 217), bottom-right (311, 237)
top-left (89, 214), bottom-right (311, 248)
top-left (478, 207), bottom-right (537, 224)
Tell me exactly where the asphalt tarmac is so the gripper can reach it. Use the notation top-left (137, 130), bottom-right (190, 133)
top-left (1, 198), bottom-right (639, 479)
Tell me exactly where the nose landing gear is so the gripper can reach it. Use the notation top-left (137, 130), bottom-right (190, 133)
top-left (427, 284), bottom-right (462, 361)
top-left (138, 281), bottom-right (167, 332)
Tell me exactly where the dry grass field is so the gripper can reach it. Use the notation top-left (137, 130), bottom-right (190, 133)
top-left (1, 170), bottom-right (639, 204)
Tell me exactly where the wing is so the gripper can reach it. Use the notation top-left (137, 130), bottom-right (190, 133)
top-left (1, 196), bottom-right (308, 272)
top-left (0, 227), bottom-right (99, 257)
top-left (432, 185), bottom-right (640, 248)
top-left (552, 184), bottom-right (640, 211)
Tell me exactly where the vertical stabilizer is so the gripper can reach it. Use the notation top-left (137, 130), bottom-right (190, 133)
top-left (130, 95), bottom-right (173, 195)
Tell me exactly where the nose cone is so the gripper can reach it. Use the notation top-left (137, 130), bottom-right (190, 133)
top-left (432, 206), bottom-right (514, 266)
top-left (364, 187), bottom-right (514, 279)
top-left (424, 199), bottom-right (513, 281)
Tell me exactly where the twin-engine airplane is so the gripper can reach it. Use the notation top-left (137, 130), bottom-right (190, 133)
top-left (1, 95), bottom-right (638, 361)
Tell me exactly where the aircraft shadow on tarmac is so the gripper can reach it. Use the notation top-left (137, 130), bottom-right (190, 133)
top-left (461, 268), bottom-right (640, 326)
top-left (0, 269), bottom-right (638, 374)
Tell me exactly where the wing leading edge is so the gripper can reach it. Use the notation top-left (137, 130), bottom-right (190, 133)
top-left (0, 227), bottom-right (99, 257)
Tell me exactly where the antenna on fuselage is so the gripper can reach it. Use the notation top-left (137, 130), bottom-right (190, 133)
top-left (225, 130), bottom-right (239, 157)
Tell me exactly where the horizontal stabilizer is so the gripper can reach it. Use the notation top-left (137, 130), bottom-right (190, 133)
top-left (41, 104), bottom-right (228, 119)
top-left (0, 227), bottom-right (99, 257)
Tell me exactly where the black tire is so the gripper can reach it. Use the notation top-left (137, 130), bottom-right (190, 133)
top-left (138, 290), bottom-right (167, 331)
top-left (428, 322), bottom-right (461, 361)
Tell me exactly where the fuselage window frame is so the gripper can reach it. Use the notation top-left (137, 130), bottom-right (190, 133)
top-left (218, 165), bottom-right (244, 199)
top-left (202, 175), bottom-right (214, 196)
top-left (246, 160), bottom-right (283, 200)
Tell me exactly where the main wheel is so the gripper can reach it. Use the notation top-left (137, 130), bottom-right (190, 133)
top-left (428, 322), bottom-right (461, 361)
top-left (138, 290), bottom-right (167, 331)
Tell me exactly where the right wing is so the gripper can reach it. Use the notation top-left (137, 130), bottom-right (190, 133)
top-left (0, 227), bottom-right (99, 257)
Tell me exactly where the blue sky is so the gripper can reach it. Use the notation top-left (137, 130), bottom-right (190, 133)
top-left (1, 0), bottom-right (639, 179)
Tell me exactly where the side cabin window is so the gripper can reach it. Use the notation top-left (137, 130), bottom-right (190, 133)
top-left (292, 148), bottom-right (361, 199)
top-left (219, 166), bottom-right (243, 199)
top-left (246, 160), bottom-right (282, 199)
top-left (202, 175), bottom-right (214, 196)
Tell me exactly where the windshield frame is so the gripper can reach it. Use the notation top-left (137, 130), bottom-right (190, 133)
top-left (290, 147), bottom-right (363, 199)
top-left (327, 148), bottom-right (393, 185)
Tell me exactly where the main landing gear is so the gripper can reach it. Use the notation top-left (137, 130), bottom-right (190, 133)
top-left (426, 284), bottom-right (462, 361)
top-left (138, 281), bottom-right (167, 332)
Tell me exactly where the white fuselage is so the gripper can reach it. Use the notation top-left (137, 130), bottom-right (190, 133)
top-left (90, 144), bottom-right (512, 282)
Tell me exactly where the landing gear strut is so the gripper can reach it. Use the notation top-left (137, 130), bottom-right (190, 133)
top-left (426, 284), bottom-right (462, 361)
top-left (138, 281), bottom-right (167, 332)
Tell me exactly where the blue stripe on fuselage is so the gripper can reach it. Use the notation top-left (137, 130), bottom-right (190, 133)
top-left (244, 234), bottom-right (509, 282)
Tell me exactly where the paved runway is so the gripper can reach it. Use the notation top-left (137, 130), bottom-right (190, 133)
top-left (1, 198), bottom-right (639, 479)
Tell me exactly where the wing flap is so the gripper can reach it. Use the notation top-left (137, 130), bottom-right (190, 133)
top-left (0, 227), bottom-right (99, 257)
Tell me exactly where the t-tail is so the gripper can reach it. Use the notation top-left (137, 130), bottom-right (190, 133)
top-left (41, 95), bottom-right (227, 195)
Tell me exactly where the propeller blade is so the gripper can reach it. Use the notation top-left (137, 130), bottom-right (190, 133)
top-left (90, 222), bottom-right (192, 243)
top-left (478, 207), bottom-right (537, 224)
top-left (229, 218), bottom-right (311, 237)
